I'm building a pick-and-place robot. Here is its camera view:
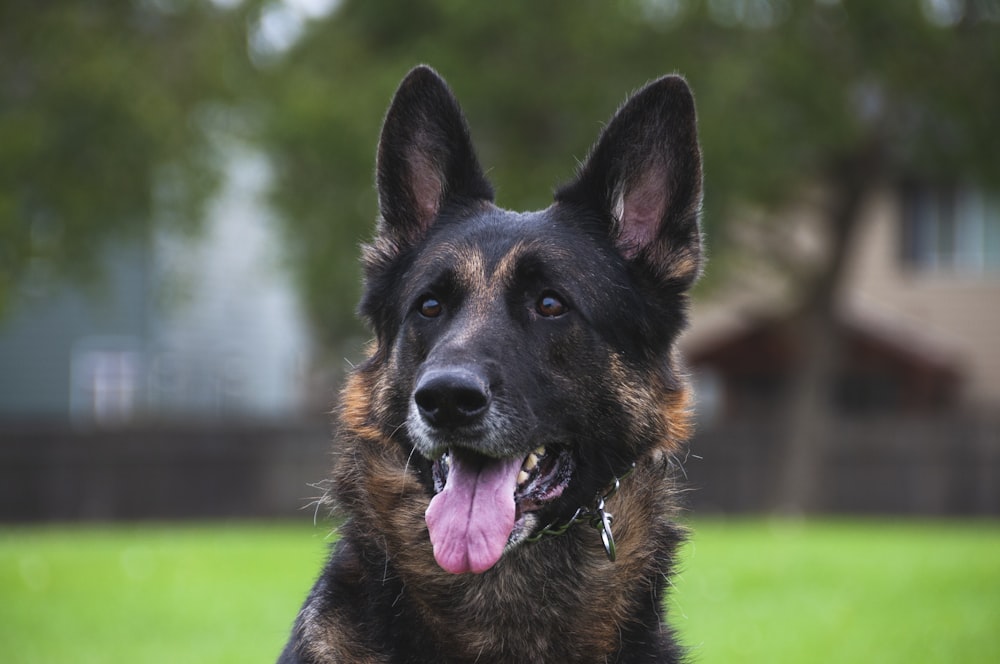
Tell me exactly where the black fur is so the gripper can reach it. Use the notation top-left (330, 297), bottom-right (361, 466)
top-left (279, 65), bottom-right (703, 664)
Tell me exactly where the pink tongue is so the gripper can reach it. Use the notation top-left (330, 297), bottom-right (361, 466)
top-left (425, 452), bottom-right (523, 574)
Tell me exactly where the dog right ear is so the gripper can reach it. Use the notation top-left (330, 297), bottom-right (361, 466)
top-left (373, 65), bottom-right (494, 252)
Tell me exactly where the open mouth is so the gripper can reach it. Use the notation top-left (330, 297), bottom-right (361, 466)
top-left (425, 445), bottom-right (574, 575)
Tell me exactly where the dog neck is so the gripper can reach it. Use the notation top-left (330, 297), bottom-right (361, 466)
top-left (524, 462), bottom-right (637, 562)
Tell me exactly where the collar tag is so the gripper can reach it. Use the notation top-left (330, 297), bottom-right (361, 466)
top-left (525, 463), bottom-right (635, 562)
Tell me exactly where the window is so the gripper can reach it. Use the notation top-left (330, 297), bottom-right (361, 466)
top-left (70, 338), bottom-right (142, 424)
top-left (901, 184), bottom-right (1000, 274)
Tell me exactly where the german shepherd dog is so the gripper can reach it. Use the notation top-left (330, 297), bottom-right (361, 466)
top-left (279, 65), bottom-right (703, 663)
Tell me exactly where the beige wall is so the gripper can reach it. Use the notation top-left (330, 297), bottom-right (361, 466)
top-left (841, 189), bottom-right (1000, 407)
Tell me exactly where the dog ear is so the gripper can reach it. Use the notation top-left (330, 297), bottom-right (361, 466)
top-left (375, 65), bottom-right (494, 249)
top-left (555, 75), bottom-right (702, 288)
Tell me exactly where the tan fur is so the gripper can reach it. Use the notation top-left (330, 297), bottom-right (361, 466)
top-left (287, 65), bottom-right (702, 664)
top-left (299, 598), bottom-right (389, 664)
top-left (324, 347), bottom-right (690, 662)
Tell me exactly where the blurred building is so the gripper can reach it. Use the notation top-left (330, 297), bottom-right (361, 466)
top-left (843, 184), bottom-right (1000, 408)
top-left (685, 183), bottom-right (1000, 419)
top-left (0, 149), bottom-right (312, 425)
top-left (682, 184), bottom-right (1000, 515)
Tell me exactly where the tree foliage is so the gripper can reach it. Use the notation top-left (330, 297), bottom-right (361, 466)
top-left (0, 0), bottom-right (250, 312)
top-left (3, 0), bottom-right (999, 354)
top-left (256, 0), bottom-right (1000, 349)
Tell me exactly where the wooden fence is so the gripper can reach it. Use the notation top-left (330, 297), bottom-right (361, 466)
top-left (684, 414), bottom-right (1000, 515)
top-left (1, 414), bottom-right (997, 521)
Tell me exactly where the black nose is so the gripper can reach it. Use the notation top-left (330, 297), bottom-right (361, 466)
top-left (414, 368), bottom-right (491, 429)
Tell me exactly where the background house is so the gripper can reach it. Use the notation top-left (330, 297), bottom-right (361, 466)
top-left (681, 184), bottom-right (1000, 515)
top-left (686, 184), bottom-right (999, 415)
top-left (3, 2), bottom-right (999, 522)
top-left (0, 151), bottom-right (328, 522)
top-left (843, 184), bottom-right (1000, 407)
top-left (0, 149), bottom-right (311, 425)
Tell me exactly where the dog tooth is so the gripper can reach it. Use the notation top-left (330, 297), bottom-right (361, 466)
top-left (534, 445), bottom-right (546, 457)
top-left (517, 470), bottom-right (530, 485)
top-left (524, 453), bottom-right (539, 471)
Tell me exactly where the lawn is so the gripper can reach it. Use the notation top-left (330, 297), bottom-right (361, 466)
top-left (1, 519), bottom-right (997, 663)
top-left (671, 519), bottom-right (1000, 663)
top-left (0, 523), bottom-right (331, 664)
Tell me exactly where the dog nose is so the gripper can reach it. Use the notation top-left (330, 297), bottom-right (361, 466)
top-left (414, 368), bottom-right (491, 429)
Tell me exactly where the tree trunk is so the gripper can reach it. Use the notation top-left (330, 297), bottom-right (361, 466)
top-left (771, 149), bottom-right (880, 515)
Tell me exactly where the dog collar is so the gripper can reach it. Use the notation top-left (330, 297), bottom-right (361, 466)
top-left (524, 462), bottom-right (636, 562)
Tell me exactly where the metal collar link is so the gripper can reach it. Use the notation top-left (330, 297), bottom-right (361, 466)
top-left (525, 462), bottom-right (636, 562)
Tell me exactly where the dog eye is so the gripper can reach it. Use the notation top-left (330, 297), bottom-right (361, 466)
top-left (418, 296), bottom-right (443, 318)
top-left (535, 292), bottom-right (568, 318)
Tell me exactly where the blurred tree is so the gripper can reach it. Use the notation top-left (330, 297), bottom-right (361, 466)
top-left (0, 0), bottom-right (251, 313)
top-left (256, 0), bottom-right (1000, 510)
top-left (256, 0), bottom-right (1000, 335)
top-left (4, 0), bottom-right (997, 510)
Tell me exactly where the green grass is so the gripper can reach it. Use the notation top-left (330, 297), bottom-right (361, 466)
top-left (0, 522), bottom-right (331, 664)
top-left (672, 519), bottom-right (1000, 663)
top-left (2, 519), bottom-right (998, 663)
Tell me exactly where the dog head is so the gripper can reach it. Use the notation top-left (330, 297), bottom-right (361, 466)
top-left (352, 65), bottom-right (701, 575)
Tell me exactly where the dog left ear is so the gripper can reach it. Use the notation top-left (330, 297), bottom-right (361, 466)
top-left (555, 75), bottom-right (703, 288)
top-left (374, 65), bottom-right (495, 251)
